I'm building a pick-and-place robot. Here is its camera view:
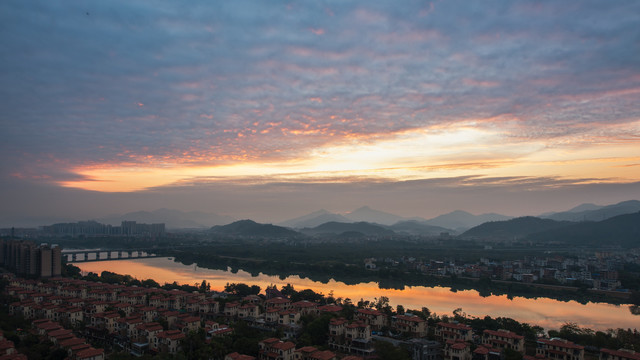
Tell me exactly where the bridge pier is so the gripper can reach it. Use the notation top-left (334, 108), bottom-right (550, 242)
top-left (65, 248), bottom-right (163, 262)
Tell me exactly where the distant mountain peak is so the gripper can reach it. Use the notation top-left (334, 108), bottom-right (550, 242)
top-left (278, 209), bottom-right (351, 229)
top-left (424, 211), bottom-right (511, 232)
top-left (210, 219), bottom-right (300, 238)
top-left (344, 206), bottom-right (407, 226)
top-left (541, 199), bottom-right (640, 222)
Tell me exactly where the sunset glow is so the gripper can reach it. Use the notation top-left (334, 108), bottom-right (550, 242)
top-left (2, 0), bottom-right (640, 222)
top-left (58, 122), bottom-right (639, 193)
top-left (75, 258), bottom-right (638, 331)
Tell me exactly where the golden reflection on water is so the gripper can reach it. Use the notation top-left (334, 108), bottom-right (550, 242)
top-left (75, 257), bottom-right (637, 331)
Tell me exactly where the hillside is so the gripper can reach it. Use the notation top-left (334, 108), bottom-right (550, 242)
top-left (209, 220), bottom-right (301, 238)
top-left (387, 221), bottom-right (452, 236)
top-left (343, 206), bottom-right (409, 225)
top-left (279, 210), bottom-right (351, 228)
top-left (301, 221), bottom-right (396, 237)
top-left (526, 212), bottom-right (640, 247)
top-left (460, 216), bottom-right (572, 241)
top-left (424, 210), bottom-right (512, 231)
top-left (542, 200), bottom-right (640, 222)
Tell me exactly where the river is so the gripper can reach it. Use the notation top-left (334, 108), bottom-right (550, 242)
top-left (72, 257), bottom-right (638, 332)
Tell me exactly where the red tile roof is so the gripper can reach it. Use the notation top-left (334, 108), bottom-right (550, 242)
top-left (484, 329), bottom-right (524, 340)
top-left (395, 314), bottom-right (425, 323)
top-left (318, 304), bottom-right (343, 312)
top-left (538, 338), bottom-right (584, 350)
top-left (310, 350), bottom-right (336, 360)
top-left (271, 341), bottom-right (295, 351)
top-left (358, 308), bottom-right (384, 316)
top-left (438, 322), bottom-right (471, 330)
top-left (601, 349), bottom-right (640, 360)
top-left (76, 347), bottom-right (105, 359)
top-left (158, 330), bottom-right (186, 341)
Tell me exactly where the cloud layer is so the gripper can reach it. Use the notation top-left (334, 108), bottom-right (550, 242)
top-left (1, 0), bottom-right (639, 221)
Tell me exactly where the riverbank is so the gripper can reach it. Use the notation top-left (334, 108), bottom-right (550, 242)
top-left (72, 257), bottom-right (639, 331)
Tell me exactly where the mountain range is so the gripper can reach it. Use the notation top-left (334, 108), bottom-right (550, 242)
top-left (209, 220), bottom-right (300, 238)
top-left (460, 217), bottom-right (573, 241)
top-left (540, 200), bottom-right (640, 222)
top-left (39, 199), bottom-right (639, 238)
top-left (208, 209), bottom-right (640, 248)
top-left (459, 211), bottom-right (640, 248)
top-left (278, 206), bottom-right (511, 232)
top-left (299, 221), bottom-right (396, 237)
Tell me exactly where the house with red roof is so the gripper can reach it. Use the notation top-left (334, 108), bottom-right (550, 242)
top-left (356, 308), bottom-right (387, 330)
top-left (392, 314), bottom-right (427, 337)
top-left (318, 304), bottom-right (343, 314)
top-left (75, 347), bottom-right (105, 360)
top-left (436, 322), bottom-right (473, 342)
top-left (600, 349), bottom-right (640, 360)
top-left (199, 299), bottom-right (220, 317)
top-left (177, 314), bottom-right (201, 334)
top-left (473, 344), bottom-right (503, 360)
top-left (295, 346), bottom-right (337, 360)
top-left (226, 352), bottom-right (257, 360)
top-left (328, 318), bottom-right (373, 358)
top-left (0, 339), bottom-right (17, 357)
top-left (536, 338), bottom-right (584, 360)
top-left (265, 297), bottom-right (292, 311)
top-left (291, 301), bottom-right (319, 316)
top-left (135, 322), bottom-right (164, 350)
top-left (278, 309), bottom-right (301, 325)
top-left (238, 304), bottom-right (261, 319)
top-left (90, 311), bottom-right (120, 333)
top-left (444, 339), bottom-right (472, 360)
top-left (258, 338), bottom-right (296, 360)
top-left (157, 330), bottom-right (186, 354)
top-left (157, 309), bottom-right (180, 329)
top-left (133, 305), bottom-right (158, 323)
top-left (224, 302), bottom-right (241, 317)
top-left (482, 329), bottom-right (525, 353)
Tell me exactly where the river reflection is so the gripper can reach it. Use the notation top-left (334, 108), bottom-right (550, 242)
top-left (74, 257), bottom-right (637, 332)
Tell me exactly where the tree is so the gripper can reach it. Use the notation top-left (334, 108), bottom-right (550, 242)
top-left (453, 307), bottom-right (467, 322)
top-left (199, 280), bottom-right (210, 293)
top-left (141, 278), bottom-right (160, 288)
top-left (224, 283), bottom-right (260, 297)
top-left (374, 341), bottom-right (411, 360)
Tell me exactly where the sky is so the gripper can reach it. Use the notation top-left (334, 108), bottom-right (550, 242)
top-left (1, 1), bottom-right (640, 226)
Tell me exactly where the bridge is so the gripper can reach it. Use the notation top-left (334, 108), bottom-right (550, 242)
top-left (62, 248), bottom-right (166, 262)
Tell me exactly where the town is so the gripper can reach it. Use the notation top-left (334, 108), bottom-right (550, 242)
top-left (1, 259), bottom-right (639, 359)
top-left (362, 248), bottom-right (640, 293)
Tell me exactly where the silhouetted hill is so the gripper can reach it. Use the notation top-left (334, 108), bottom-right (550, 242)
top-left (100, 208), bottom-right (235, 229)
top-left (460, 216), bottom-right (572, 241)
top-left (424, 210), bottom-right (512, 231)
top-left (279, 210), bottom-right (351, 228)
top-left (542, 200), bottom-right (640, 222)
top-left (344, 206), bottom-right (410, 225)
top-left (302, 221), bottom-right (396, 236)
top-left (387, 220), bottom-right (453, 236)
top-left (209, 220), bottom-right (301, 238)
top-left (526, 212), bottom-right (640, 247)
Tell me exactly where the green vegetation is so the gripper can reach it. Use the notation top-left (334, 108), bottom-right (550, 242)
top-left (374, 340), bottom-right (412, 360)
top-left (548, 323), bottom-right (640, 352)
top-left (164, 240), bottom-right (637, 304)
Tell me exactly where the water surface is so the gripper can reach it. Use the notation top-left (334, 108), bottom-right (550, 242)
top-left (74, 257), bottom-right (637, 331)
